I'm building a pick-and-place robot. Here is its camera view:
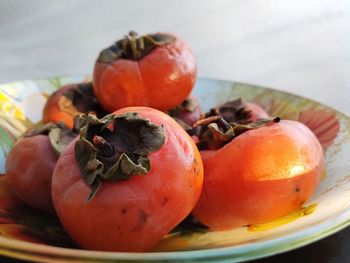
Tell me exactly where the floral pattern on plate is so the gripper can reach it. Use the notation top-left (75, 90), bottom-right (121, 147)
top-left (0, 76), bottom-right (348, 262)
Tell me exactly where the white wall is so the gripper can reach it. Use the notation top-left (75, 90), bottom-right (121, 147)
top-left (1, 0), bottom-right (349, 113)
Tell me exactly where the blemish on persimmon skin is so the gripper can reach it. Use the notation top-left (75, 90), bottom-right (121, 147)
top-left (131, 210), bottom-right (149, 232)
top-left (139, 211), bottom-right (148, 222)
top-left (121, 208), bottom-right (127, 214)
top-left (162, 197), bottom-right (168, 206)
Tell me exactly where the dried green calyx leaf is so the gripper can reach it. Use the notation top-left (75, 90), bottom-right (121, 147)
top-left (60, 82), bottom-right (107, 117)
top-left (167, 97), bottom-right (199, 131)
top-left (193, 116), bottom-right (280, 150)
top-left (74, 112), bottom-right (166, 202)
top-left (168, 97), bottom-right (198, 117)
top-left (98, 31), bottom-right (176, 63)
top-left (171, 117), bottom-right (193, 132)
top-left (24, 122), bottom-right (77, 155)
top-left (205, 98), bottom-right (251, 123)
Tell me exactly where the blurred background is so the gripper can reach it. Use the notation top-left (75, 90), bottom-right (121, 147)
top-left (0, 0), bottom-right (349, 115)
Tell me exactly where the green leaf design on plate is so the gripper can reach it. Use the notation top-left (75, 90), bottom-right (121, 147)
top-left (0, 128), bottom-right (13, 172)
top-left (48, 77), bottom-right (63, 90)
top-left (0, 77), bottom-right (349, 263)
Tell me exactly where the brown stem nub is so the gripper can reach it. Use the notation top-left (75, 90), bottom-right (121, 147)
top-left (74, 113), bottom-right (166, 202)
top-left (98, 31), bottom-right (176, 63)
top-left (92, 135), bottom-right (114, 157)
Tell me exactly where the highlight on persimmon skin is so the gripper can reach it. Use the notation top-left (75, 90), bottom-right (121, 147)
top-left (93, 31), bottom-right (197, 112)
top-left (43, 83), bottom-right (106, 128)
top-left (51, 107), bottom-right (203, 252)
top-left (192, 119), bottom-right (324, 231)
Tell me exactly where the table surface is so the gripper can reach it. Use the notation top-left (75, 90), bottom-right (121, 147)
top-left (1, 0), bottom-right (350, 262)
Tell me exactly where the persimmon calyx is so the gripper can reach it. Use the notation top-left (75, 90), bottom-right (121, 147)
top-left (74, 112), bottom-right (166, 202)
top-left (171, 117), bottom-right (192, 132)
top-left (206, 98), bottom-right (251, 123)
top-left (167, 97), bottom-right (199, 131)
top-left (98, 31), bottom-right (176, 63)
top-left (58, 83), bottom-right (106, 117)
top-left (168, 97), bottom-right (198, 116)
top-left (23, 122), bottom-right (77, 155)
top-left (192, 116), bottom-right (280, 150)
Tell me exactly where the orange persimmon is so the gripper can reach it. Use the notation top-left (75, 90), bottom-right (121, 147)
top-left (5, 123), bottom-right (76, 214)
top-left (192, 118), bottom-right (323, 230)
top-left (93, 31), bottom-right (197, 112)
top-left (43, 83), bottom-right (106, 128)
top-left (52, 107), bottom-right (203, 252)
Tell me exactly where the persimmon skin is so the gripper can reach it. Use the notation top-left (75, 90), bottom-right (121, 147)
top-left (93, 34), bottom-right (197, 112)
top-left (43, 84), bottom-right (76, 128)
top-left (192, 120), bottom-right (323, 230)
top-left (52, 107), bottom-right (203, 252)
top-left (245, 102), bottom-right (269, 121)
top-left (5, 136), bottom-right (57, 214)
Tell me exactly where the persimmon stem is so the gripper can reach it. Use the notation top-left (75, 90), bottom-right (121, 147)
top-left (92, 135), bottom-right (114, 157)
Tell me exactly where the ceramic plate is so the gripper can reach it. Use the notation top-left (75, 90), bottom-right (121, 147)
top-left (0, 76), bottom-right (349, 262)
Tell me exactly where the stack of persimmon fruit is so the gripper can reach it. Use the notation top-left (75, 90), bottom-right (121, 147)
top-left (5, 31), bottom-right (324, 252)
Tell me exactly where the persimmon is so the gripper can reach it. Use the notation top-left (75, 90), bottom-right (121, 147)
top-left (43, 82), bottom-right (106, 128)
top-left (5, 123), bottom-right (77, 214)
top-left (93, 31), bottom-right (197, 112)
top-left (168, 95), bottom-right (202, 129)
top-left (192, 117), bottom-right (323, 230)
top-left (52, 107), bottom-right (203, 252)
